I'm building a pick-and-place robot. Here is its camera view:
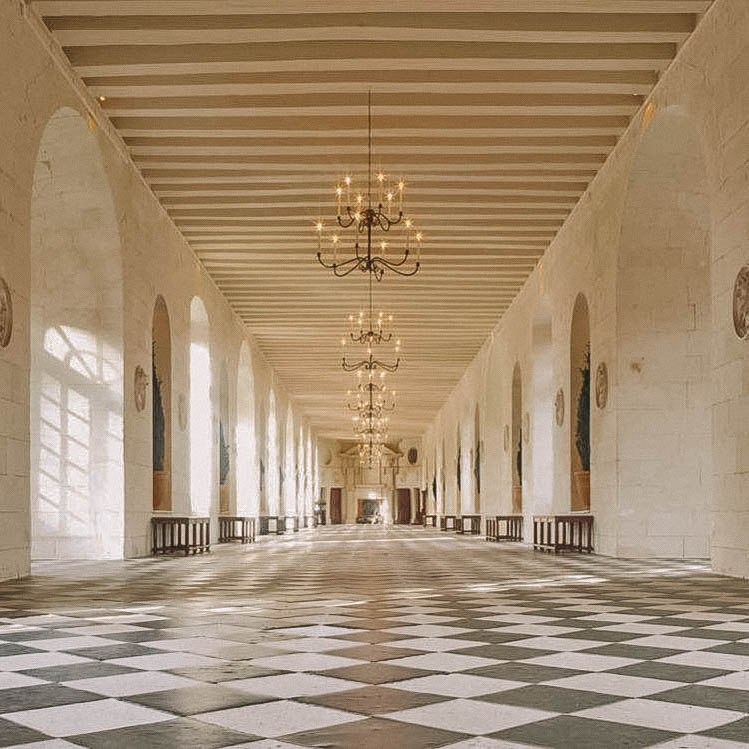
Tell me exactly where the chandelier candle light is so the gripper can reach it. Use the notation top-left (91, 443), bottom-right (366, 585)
top-left (316, 91), bottom-right (422, 281)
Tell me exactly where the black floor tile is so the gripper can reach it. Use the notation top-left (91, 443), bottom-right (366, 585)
top-left (491, 714), bottom-right (677, 748)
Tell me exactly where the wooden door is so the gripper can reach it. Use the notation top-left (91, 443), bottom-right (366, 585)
top-left (396, 488), bottom-right (411, 524)
top-left (330, 488), bottom-right (343, 525)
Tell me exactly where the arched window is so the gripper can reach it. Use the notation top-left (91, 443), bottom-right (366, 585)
top-left (190, 297), bottom-right (212, 515)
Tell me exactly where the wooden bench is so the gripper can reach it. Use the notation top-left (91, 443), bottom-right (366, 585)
top-left (424, 514), bottom-right (437, 528)
top-left (533, 514), bottom-right (594, 553)
top-left (218, 516), bottom-right (255, 544)
top-left (440, 514), bottom-right (457, 531)
top-left (457, 514), bottom-right (481, 535)
top-left (486, 515), bottom-right (523, 542)
top-left (283, 515), bottom-right (300, 533)
top-left (151, 516), bottom-right (210, 555)
top-left (259, 515), bottom-right (282, 535)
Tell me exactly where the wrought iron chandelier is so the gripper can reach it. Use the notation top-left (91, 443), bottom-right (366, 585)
top-left (315, 91), bottom-right (422, 281)
top-left (341, 272), bottom-right (401, 373)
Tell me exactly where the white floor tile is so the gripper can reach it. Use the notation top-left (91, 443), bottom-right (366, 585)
top-left (658, 652), bottom-right (749, 671)
top-left (63, 671), bottom-right (202, 697)
top-left (3, 698), bottom-right (172, 737)
top-left (492, 625), bottom-right (581, 637)
top-left (108, 653), bottom-right (224, 670)
top-left (262, 637), bottom-right (355, 653)
top-left (384, 625), bottom-right (472, 637)
top-left (523, 652), bottom-right (638, 672)
top-left (625, 634), bottom-right (726, 650)
top-left (18, 636), bottom-right (121, 652)
top-left (575, 698), bottom-right (744, 733)
top-left (502, 637), bottom-right (602, 652)
top-left (543, 672), bottom-right (683, 696)
top-left (272, 625), bottom-right (362, 638)
top-left (227, 673), bottom-right (364, 698)
top-left (394, 674), bottom-right (525, 698)
top-left (0, 653), bottom-right (91, 672)
top-left (0, 672), bottom-right (47, 689)
top-left (387, 637), bottom-right (485, 652)
top-left (598, 623), bottom-right (689, 635)
top-left (197, 699), bottom-right (362, 737)
top-left (249, 653), bottom-right (364, 672)
top-left (699, 672), bottom-right (749, 691)
top-left (383, 653), bottom-right (498, 672)
top-left (386, 697), bottom-right (555, 735)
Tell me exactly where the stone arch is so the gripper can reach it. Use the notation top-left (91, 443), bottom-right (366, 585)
top-left (189, 296), bottom-right (212, 515)
top-left (570, 293), bottom-right (591, 512)
top-left (266, 389), bottom-right (280, 515)
top-left (283, 404), bottom-right (295, 515)
top-left (473, 403), bottom-right (481, 513)
top-left (531, 298), bottom-right (554, 516)
top-left (30, 107), bottom-right (124, 559)
top-left (218, 361), bottom-right (230, 514)
top-left (235, 342), bottom-right (257, 516)
top-left (152, 296), bottom-right (172, 512)
top-left (616, 105), bottom-right (711, 557)
top-left (512, 363), bottom-right (523, 513)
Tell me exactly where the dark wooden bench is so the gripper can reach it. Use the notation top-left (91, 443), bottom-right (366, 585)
top-left (151, 516), bottom-right (210, 555)
top-left (457, 514), bottom-right (481, 535)
top-left (218, 516), bottom-right (255, 544)
top-left (533, 514), bottom-right (593, 553)
top-left (424, 514), bottom-right (437, 528)
top-left (486, 515), bottom-right (523, 542)
top-left (440, 514), bottom-right (457, 531)
top-left (259, 515), bottom-right (282, 535)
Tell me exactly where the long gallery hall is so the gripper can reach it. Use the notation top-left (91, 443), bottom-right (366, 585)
top-left (3, 1), bottom-right (749, 747)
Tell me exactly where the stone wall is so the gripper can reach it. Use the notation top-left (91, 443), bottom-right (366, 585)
top-left (0, 1), bottom-right (312, 577)
top-left (424, 0), bottom-right (749, 573)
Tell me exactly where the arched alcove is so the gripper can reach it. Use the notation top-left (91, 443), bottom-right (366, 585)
top-left (189, 297), bottom-right (212, 515)
top-left (266, 390), bottom-right (280, 515)
top-left (512, 363), bottom-right (523, 513)
top-left (152, 296), bottom-right (172, 512)
top-left (440, 438), bottom-right (446, 514)
top-left (616, 105), bottom-right (711, 557)
top-left (283, 405), bottom-right (295, 515)
top-left (218, 362), bottom-right (230, 514)
top-left (473, 404), bottom-right (481, 513)
top-left (531, 300), bottom-right (554, 515)
top-left (455, 425), bottom-right (462, 514)
top-left (235, 342), bottom-right (257, 516)
top-left (30, 107), bottom-right (124, 560)
top-left (570, 294), bottom-right (591, 512)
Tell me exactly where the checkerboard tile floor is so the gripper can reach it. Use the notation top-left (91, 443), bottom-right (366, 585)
top-left (0, 526), bottom-right (748, 747)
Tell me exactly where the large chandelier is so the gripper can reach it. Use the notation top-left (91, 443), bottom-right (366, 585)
top-left (341, 272), bottom-right (401, 373)
top-left (315, 92), bottom-right (422, 281)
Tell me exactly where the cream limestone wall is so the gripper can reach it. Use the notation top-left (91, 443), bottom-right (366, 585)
top-left (0, 1), bottom-right (313, 576)
top-left (424, 0), bottom-right (749, 572)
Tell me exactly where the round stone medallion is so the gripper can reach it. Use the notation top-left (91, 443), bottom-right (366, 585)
top-left (555, 388), bottom-right (565, 426)
top-left (733, 265), bottom-right (749, 339)
top-left (595, 362), bottom-right (609, 409)
top-left (134, 365), bottom-right (149, 412)
top-left (0, 277), bottom-right (12, 348)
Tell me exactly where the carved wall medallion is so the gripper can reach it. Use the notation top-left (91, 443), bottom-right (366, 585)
top-left (733, 265), bottom-right (749, 339)
top-left (595, 362), bottom-right (609, 409)
top-left (134, 365), bottom-right (148, 412)
top-left (407, 447), bottom-right (418, 465)
top-left (523, 412), bottom-right (530, 443)
top-left (0, 277), bottom-right (12, 348)
top-left (555, 388), bottom-right (565, 426)
top-left (503, 424), bottom-right (510, 452)
top-left (177, 393), bottom-right (188, 430)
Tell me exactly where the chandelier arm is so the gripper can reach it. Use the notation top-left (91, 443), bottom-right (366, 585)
top-left (376, 259), bottom-right (421, 277)
top-left (332, 259), bottom-right (365, 278)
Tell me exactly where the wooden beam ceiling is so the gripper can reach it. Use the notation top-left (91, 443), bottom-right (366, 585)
top-left (30, 1), bottom-right (713, 439)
